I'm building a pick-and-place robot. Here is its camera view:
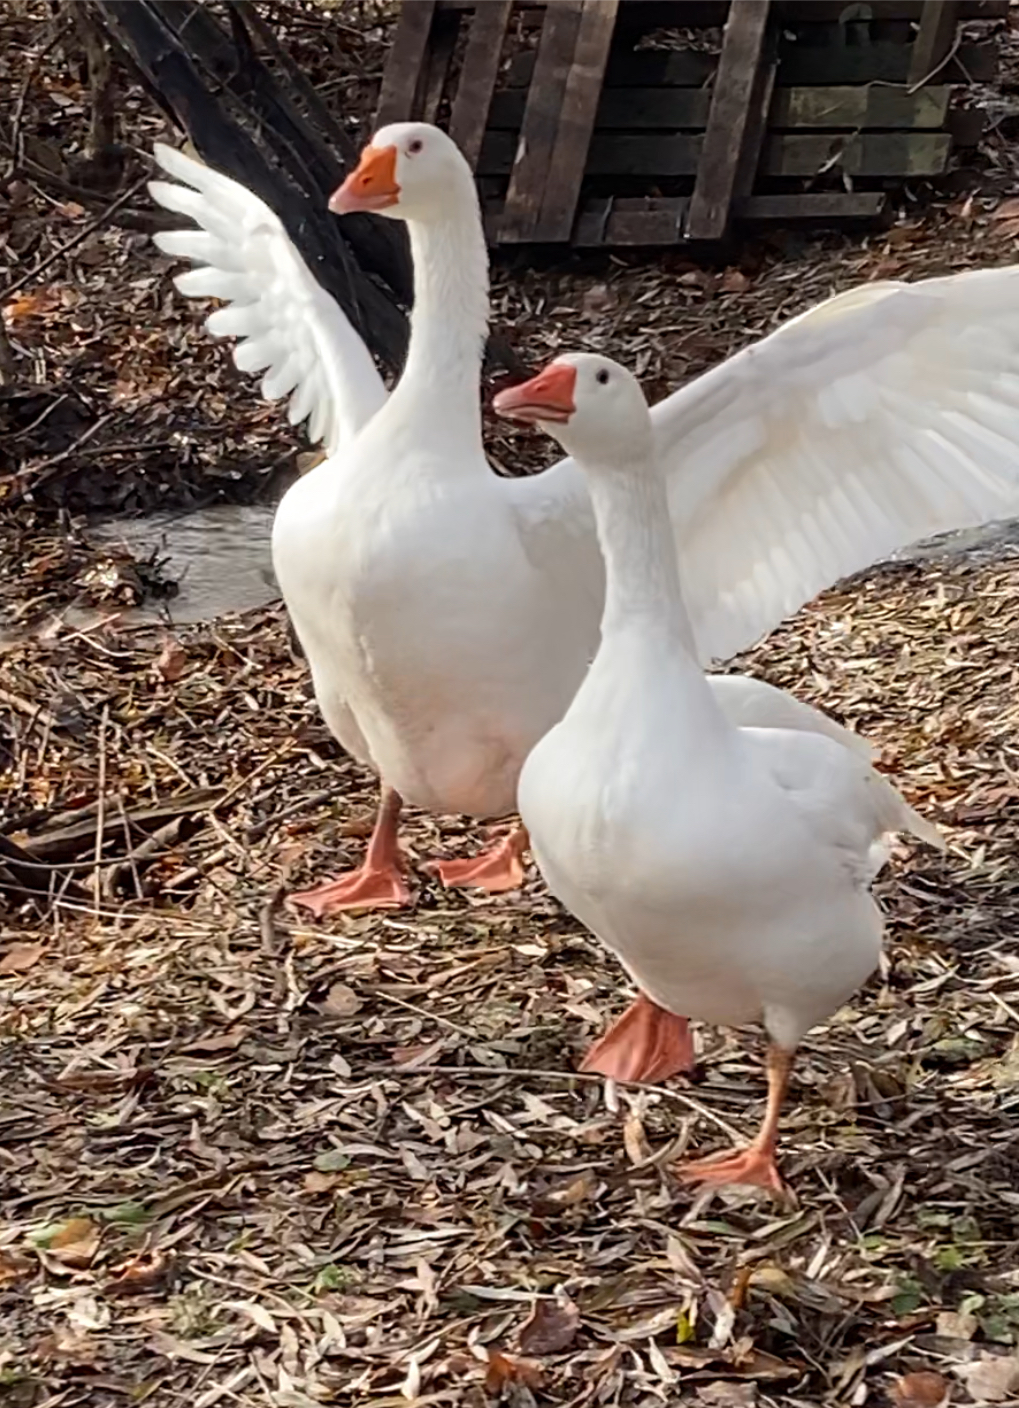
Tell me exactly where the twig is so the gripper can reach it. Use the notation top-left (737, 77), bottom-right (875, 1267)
top-left (0, 686), bottom-right (61, 736)
top-left (907, 31), bottom-right (965, 96)
top-left (367, 1063), bottom-right (744, 1141)
top-left (6, 413), bottom-right (115, 506)
top-left (101, 813), bottom-right (193, 900)
top-left (0, 174), bottom-right (149, 304)
top-left (2, 28), bottom-right (60, 181)
top-left (93, 704), bottom-right (109, 912)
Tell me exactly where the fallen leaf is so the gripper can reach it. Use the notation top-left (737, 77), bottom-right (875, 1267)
top-left (0, 1249), bottom-right (32, 1285)
top-left (532, 1170), bottom-right (598, 1214)
top-left (936, 1308), bottom-right (978, 1341)
top-left (697, 1384), bottom-right (756, 1407)
top-left (623, 1112), bottom-right (651, 1165)
top-left (518, 1293), bottom-right (580, 1355)
top-left (180, 1027), bottom-right (248, 1054)
top-left (227, 1299), bottom-right (277, 1334)
top-left (484, 1349), bottom-right (544, 1393)
top-left (957, 1354), bottom-right (1019, 1403)
top-left (892, 1371), bottom-right (951, 1408)
top-left (297, 449), bottom-right (326, 475)
top-left (992, 197), bottom-right (1019, 221)
top-left (322, 982), bottom-right (362, 1017)
top-left (304, 1169), bottom-right (343, 1194)
top-left (720, 268), bottom-right (752, 294)
top-left (34, 1330), bottom-right (98, 1366)
top-left (155, 634), bottom-right (187, 682)
top-left (104, 1249), bottom-right (168, 1295)
top-left (45, 1217), bottom-right (100, 1268)
top-left (313, 1149), bottom-right (351, 1174)
top-left (0, 941), bottom-right (45, 975)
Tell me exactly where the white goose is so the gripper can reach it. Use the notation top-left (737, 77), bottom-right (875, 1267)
top-left (495, 352), bottom-right (937, 1191)
top-left (148, 125), bottom-right (1014, 970)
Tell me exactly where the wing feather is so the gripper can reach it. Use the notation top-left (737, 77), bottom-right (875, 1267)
top-left (149, 143), bottom-right (387, 457)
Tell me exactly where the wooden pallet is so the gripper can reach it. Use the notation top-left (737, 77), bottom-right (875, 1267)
top-left (377, 0), bottom-right (1006, 246)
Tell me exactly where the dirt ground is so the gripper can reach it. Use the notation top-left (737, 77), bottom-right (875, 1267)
top-left (6, 4), bottom-right (1019, 1408)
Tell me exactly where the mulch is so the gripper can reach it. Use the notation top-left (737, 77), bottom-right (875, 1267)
top-left (5, 3), bottom-right (1019, 1407)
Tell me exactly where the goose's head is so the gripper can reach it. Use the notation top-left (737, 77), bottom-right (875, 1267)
top-left (493, 352), bottom-right (653, 464)
top-left (329, 122), bottom-right (473, 220)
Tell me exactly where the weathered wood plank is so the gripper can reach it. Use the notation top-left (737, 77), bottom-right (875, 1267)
top-left (499, 1), bottom-right (585, 243)
top-left (778, 36), bottom-right (993, 85)
top-left (530, 0), bottom-right (620, 242)
top-left (442, 0), bottom-right (1004, 18)
top-left (375, 0), bottom-right (436, 127)
top-left (448, 0), bottom-right (513, 167)
top-left (908, 0), bottom-right (959, 86)
top-left (766, 129), bottom-right (952, 176)
top-left (479, 129), bottom-right (952, 178)
top-left (507, 37), bottom-right (993, 90)
top-left (489, 82), bottom-right (952, 132)
top-left (771, 83), bottom-right (949, 128)
top-left (687, 0), bottom-right (772, 241)
top-left (420, 7), bottom-right (460, 123)
top-left (734, 45), bottom-right (777, 200)
top-left (737, 191), bottom-right (888, 221)
top-left (565, 190), bottom-right (889, 245)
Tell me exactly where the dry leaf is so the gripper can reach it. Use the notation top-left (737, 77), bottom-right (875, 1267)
top-left (155, 634), bottom-right (187, 682)
top-left (697, 1385), bottom-right (756, 1406)
top-left (892, 1371), bottom-right (951, 1408)
top-left (35, 1330), bottom-right (98, 1366)
top-left (104, 1250), bottom-right (168, 1295)
top-left (992, 197), bottom-right (1019, 221)
top-left (623, 1112), bottom-right (651, 1165)
top-left (484, 1350), bottom-right (544, 1393)
top-left (532, 1170), bottom-right (597, 1214)
top-left (323, 982), bottom-right (362, 1017)
top-left (0, 1249), bottom-right (32, 1285)
top-left (957, 1354), bottom-right (1019, 1403)
top-left (47, 1217), bottom-right (100, 1268)
top-left (518, 1293), bottom-right (580, 1355)
top-left (720, 268), bottom-right (752, 294)
top-left (297, 449), bottom-right (327, 475)
top-left (180, 1027), bottom-right (248, 1054)
top-left (0, 941), bottom-right (45, 975)
top-left (304, 1169), bottom-right (343, 1194)
top-left (936, 1308), bottom-right (978, 1341)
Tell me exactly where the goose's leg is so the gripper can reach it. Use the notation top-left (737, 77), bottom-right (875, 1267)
top-left (580, 993), bottom-right (695, 1083)
top-left (677, 1044), bottom-right (793, 1193)
top-left (432, 823), bottom-right (529, 893)
top-left (290, 786), bottom-right (411, 915)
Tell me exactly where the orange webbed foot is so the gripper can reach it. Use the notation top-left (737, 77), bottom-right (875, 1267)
top-left (431, 826), bottom-right (528, 893)
top-left (581, 993), bottom-right (695, 1084)
top-left (290, 862), bottom-right (411, 916)
top-left (676, 1143), bottom-right (785, 1194)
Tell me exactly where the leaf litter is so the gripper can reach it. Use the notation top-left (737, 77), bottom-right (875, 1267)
top-left (5, 3), bottom-right (1019, 1406)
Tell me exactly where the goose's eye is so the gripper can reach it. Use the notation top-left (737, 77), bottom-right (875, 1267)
top-left (596, 369), bottom-right (610, 386)
top-left (408, 139), bottom-right (423, 155)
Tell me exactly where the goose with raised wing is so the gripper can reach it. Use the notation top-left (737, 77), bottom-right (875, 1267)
top-left (494, 352), bottom-right (942, 1190)
top-left (149, 124), bottom-right (1012, 1070)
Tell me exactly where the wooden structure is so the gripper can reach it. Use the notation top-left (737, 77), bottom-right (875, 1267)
top-left (377, 0), bottom-right (1006, 246)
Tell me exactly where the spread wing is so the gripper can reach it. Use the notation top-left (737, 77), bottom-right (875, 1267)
top-left (646, 267), bottom-right (1019, 663)
top-left (148, 143), bottom-right (387, 457)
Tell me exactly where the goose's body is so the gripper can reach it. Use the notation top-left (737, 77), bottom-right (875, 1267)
top-left (497, 355), bottom-right (935, 1189)
top-left (148, 121), bottom-right (1018, 927)
top-left (273, 411), bottom-right (598, 821)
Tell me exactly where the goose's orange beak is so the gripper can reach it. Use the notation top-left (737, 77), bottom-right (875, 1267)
top-left (493, 363), bottom-right (576, 424)
top-left (329, 144), bottom-right (400, 215)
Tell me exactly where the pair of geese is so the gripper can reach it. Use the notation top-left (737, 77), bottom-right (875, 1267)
top-left (149, 121), bottom-right (1019, 1191)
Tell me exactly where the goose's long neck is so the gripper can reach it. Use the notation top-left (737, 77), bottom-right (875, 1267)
top-left (586, 450), bottom-right (701, 660)
top-left (395, 190), bottom-right (489, 448)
